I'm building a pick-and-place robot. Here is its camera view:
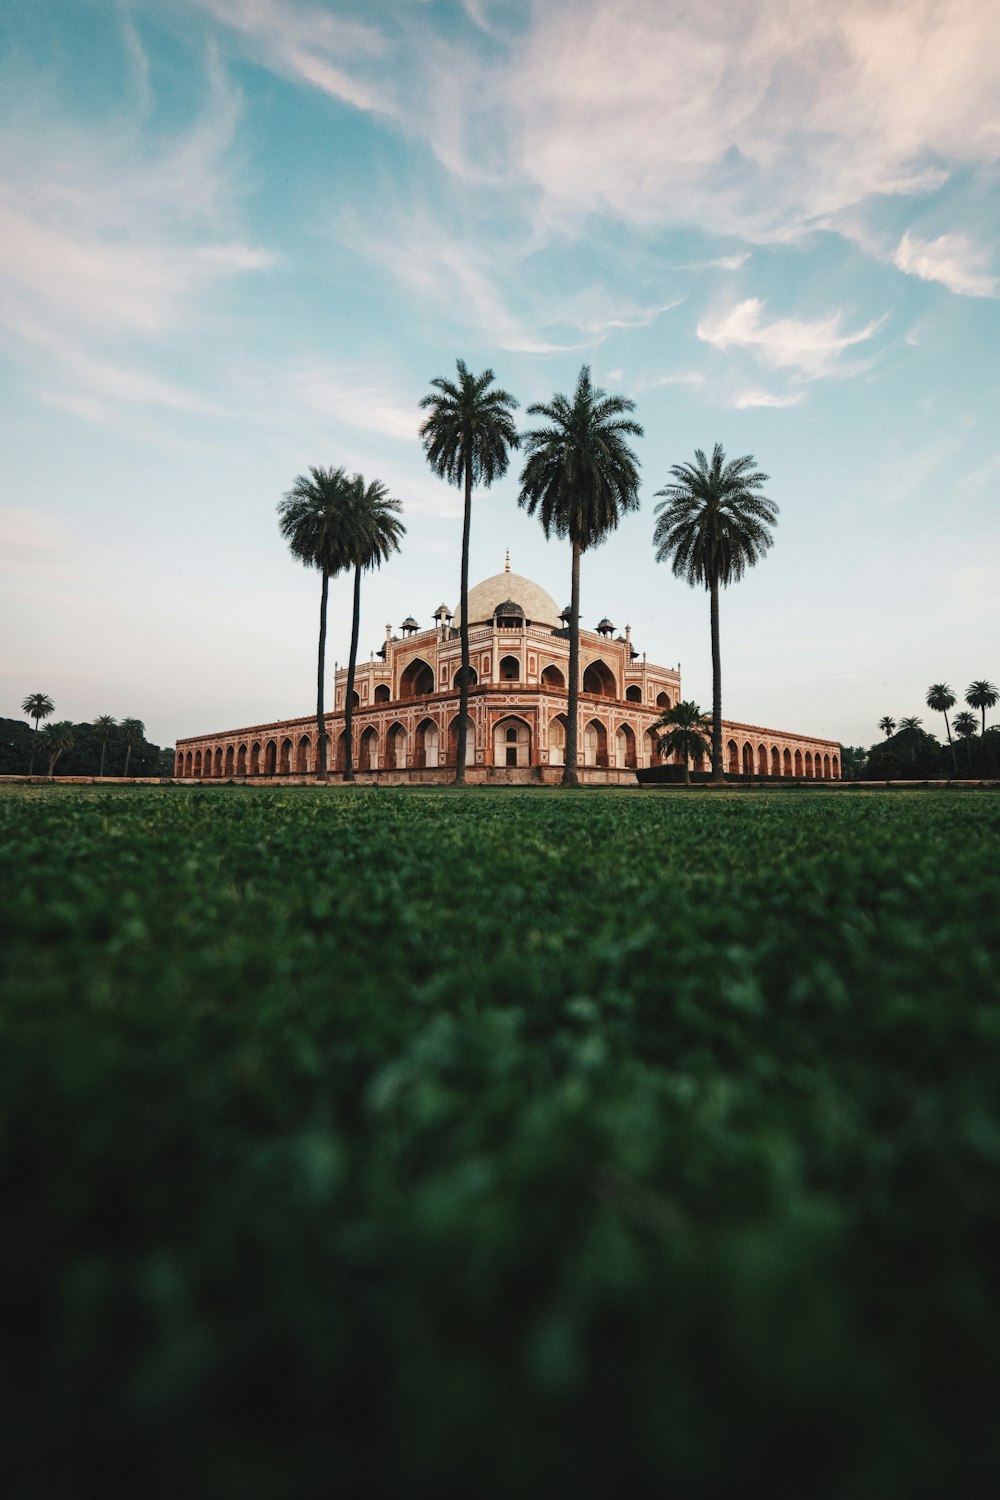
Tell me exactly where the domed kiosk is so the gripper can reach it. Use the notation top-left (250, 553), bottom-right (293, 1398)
top-left (176, 562), bottom-right (841, 784)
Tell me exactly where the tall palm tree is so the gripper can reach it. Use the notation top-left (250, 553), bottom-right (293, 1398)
top-left (22, 692), bottom-right (54, 774)
top-left (94, 715), bottom-right (117, 777)
top-left (342, 475), bottom-right (405, 782)
top-left (120, 718), bottom-right (145, 775)
top-left (898, 715), bottom-right (923, 766)
top-left (878, 715), bottom-right (896, 740)
top-left (926, 683), bottom-right (957, 771)
top-left (41, 720), bottom-right (74, 777)
top-left (965, 679), bottom-right (998, 737)
top-left (278, 467), bottom-right (356, 781)
top-left (518, 366), bottom-right (642, 787)
top-left (654, 700), bottom-right (711, 786)
top-left (420, 360), bottom-right (519, 783)
top-left (953, 710), bottom-right (978, 771)
top-left (653, 444), bottom-right (778, 782)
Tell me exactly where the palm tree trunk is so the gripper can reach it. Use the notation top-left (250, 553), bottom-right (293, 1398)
top-left (99, 739), bottom-right (106, 777)
top-left (124, 743), bottom-right (132, 776)
top-left (316, 566), bottom-right (329, 781)
top-left (710, 579), bottom-right (723, 781)
top-left (943, 711), bottom-right (957, 772)
top-left (455, 460), bottom-right (473, 785)
top-left (562, 539), bottom-right (581, 788)
top-left (29, 717), bottom-right (38, 775)
top-left (343, 564), bottom-right (361, 782)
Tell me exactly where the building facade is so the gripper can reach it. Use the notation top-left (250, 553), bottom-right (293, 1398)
top-left (174, 567), bottom-right (841, 782)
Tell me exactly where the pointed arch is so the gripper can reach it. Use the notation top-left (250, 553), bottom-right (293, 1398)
top-left (237, 744), bottom-right (248, 775)
top-left (385, 722), bottom-right (407, 769)
top-left (446, 714), bottom-right (475, 766)
top-left (804, 750), bottom-right (813, 779)
top-left (615, 723), bottom-right (637, 769)
top-left (213, 747), bottom-right (223, 776)
top-left (499, 654), bottom-right (520, 682)
top-left (655, 691), bottom-right (670, 710)
top-left (757, 744), bottom-right (767, 776)
top-left (250, 742), bottom-right (261, 775)
top-left (414, 716), bottom-right (441, 768)
top-left (742, 741), bottom-right (753, 776)
top-left (224, 745), bottom-right (234, 776)
top-left (782, 747), bottom-right (792, 778)
top-left (453, 665), bottom-right (478, 689)
top-left (770, 745), bottom-right (780, 777)
top-left (541, 663), bottom-right (565, 690)
top-left (399, 657), bottom-right (434, 699)
top-left (583, 719), bottom-right (609, 768)
top-left (728, 739), bottom-right (739, 775)
top-left (374, 682), bottom-right (391, 704)
top-left (644, 728), bottom-right (662, 768)
top-left (625, 685), bottom-right (642, 702)
top-left (794, 748), bottom-right (803, 777)
top-left (493, 715), bottom-right (531, 767)
top-left (583, 659), bottom-right (616, 698)
top-left (548, 713), bottom-right (568, 765)
top-left (264, 739), bottom-right (277, 775)
top-left (359, 726), bottom-right (379, 771)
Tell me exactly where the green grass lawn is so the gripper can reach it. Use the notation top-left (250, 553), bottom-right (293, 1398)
top-left (2, 785), bottom-right (999, 1498)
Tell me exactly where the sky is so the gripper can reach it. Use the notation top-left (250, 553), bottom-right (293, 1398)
top-left (2, 0), bottom-right (998, 751)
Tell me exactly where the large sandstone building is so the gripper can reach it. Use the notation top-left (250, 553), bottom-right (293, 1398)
top-left (174, 563), bottom-right (840, 783)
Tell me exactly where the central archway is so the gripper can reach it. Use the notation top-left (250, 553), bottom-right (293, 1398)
top-left (386, 723), bottom-right (407, 769)
top-left (399, 657), bottom-right (434, 699)
top-left (583, 659), bottom-right (616, 698)
top-left (414, 717), bottom-right (440, 768)
top-left (493, 715), bottom-right (531, 767)
top-left (583, 719), bottom-right (608, 767)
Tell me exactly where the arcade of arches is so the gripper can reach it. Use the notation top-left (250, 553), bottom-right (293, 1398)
top-left (175, 566), bottom-right (839, 781)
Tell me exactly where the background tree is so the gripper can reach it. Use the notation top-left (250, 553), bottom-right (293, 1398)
top-left (653, 444), bottom-right (778, 783)
top-left (654, 700), bottom-right (711, 786)
top-left (840, 745), bottom-right (868, 781)
top-left (94, 715), bottom-right (117, 778)
top-left (278, 466), bottom-right (355, 781)
top-left (965, 679), bottom-right (998, 737)
top-left (897, 715), bottom-right (923, 765)
top-left (926, 684), bottom-right (957, 771)
top-left (420, 360), bottom-right (519, 783)
top-left (518, 365), bottom-right (642, 786)
top-left (341, 475), bottom-right (405, 782)
top-left (41, 720), bottom-right (74, 777)
top-left (878, 715), bottom-right (896, 739)
top-left (953, 710), bottom-right (978, 770)
top-left (120, 718), bottom-right (145, 776)
top-left (22, 692), bottom-right (54, 774)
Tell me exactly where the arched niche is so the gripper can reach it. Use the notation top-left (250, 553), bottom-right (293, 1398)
top-left (399, 657), bottom-right (434, 699)
top-left (583, 659), bottom-right (616, 698)
top-left (541, 663), bottom-right (565, 690)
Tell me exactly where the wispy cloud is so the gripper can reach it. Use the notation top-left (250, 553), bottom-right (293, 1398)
top-left (697, 298), bottom-right (886, 379)
top-left (733, 389), bottom-right (803, 409)
top-left (298, 372), bottom-right (421, 441)
top-left (893, 231), bottom-right (996, 297)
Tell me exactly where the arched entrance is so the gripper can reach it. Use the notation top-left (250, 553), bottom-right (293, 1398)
top-left (386, 723), bottom-right (407, 769)
top-left (264, 740), bottom-right (277, 775)
top-left (757, 745), bottom-right (768, 776)
top-left (728, 739), bottom-right (739, 775)
top-left (359, 726), bottom-right (379, 771)
top-left (583, 660), bottom-right (616, 698)
top-left (414, 718), bottom-right (440, 768)
top-left (583, 720), bottom-right (609, 768)
top-left (742, 742), bottom-right (753, 776)
top-left (399, 658), bottom-right (434, 698)
top-left (296, 735), bottom-right (310, 774)
top-left (493, 715), bottom-right (531, 767)
top-left (794, 749), bottom-right (803, 777)
top-left (499, 655), bottom-right (520, 683)
top-left (626, 685), bottom-right (641, 702)
top-left (446, 715), bottom-right (475, 766)
top-left (615, 724), bottom-right (637, 769)
top-left (224, 745), bottom-right (234, 776)
top-left (374, 683), bottom-right (391, 704)
top-left (770, 746), bottom-right (780, 777)
top-left (279, 737), bottom-right (292, 774)
top-left (541, 664), bottom-right (564, 689)
top-left (782, 747), bottom-right (792, 777)
top-left (453, 666), bottom-right (478, 688)
top-left (214, 747), bottom-right (223, 777)
top-left (548, 713), bottom-right (567, 766)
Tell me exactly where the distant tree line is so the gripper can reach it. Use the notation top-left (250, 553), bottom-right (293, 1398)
top-left (840, 680), bottom-right (999, 781)
top-left (4, 699), bottom-right (173, 777)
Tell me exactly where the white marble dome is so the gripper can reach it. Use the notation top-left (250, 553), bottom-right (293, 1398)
top-left (453, 571), bottom-right (562, 629)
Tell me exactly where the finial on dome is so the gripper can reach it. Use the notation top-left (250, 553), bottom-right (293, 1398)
top-left (504, 548), bottom-right (510, 574)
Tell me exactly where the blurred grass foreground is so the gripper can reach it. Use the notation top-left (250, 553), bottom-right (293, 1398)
top-left (2, 785), bottom-right (999, 1497)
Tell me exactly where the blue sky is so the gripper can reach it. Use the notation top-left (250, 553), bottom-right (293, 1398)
top-left (2, 0), bottom-right (998, 749)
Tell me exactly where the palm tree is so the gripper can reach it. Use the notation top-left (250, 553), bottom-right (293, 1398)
top-left (518, 366), bottom-right (642, 787)
top-left (965, 679), bottom-right (998, 737)
top-left (654, 700), bottom-right (711, 786)
top-left (41, 720), bottom-right (74, 777)
top-left (878, 715), bottom-right (896, 740)
top-left (341, 475), bottom-right (405, 782)
top-left (953, 710), bottom-right (978, 771)
top-left (22, 692), bottom-right (54, 774)
top-left (94, 715), bottom-right (117, 777)
top-left (898, 715), bottom-right (923, 765)
top-left (926, 683), bottom-right (957, 771)
top-left (420, 360), bottom-right (519, 784)
top-left (120, 717), bottom-right (145, 776)
top-left (653, 444), bottom-right (778, 783)
top-left (278, 467), bottom-right (356, 781)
